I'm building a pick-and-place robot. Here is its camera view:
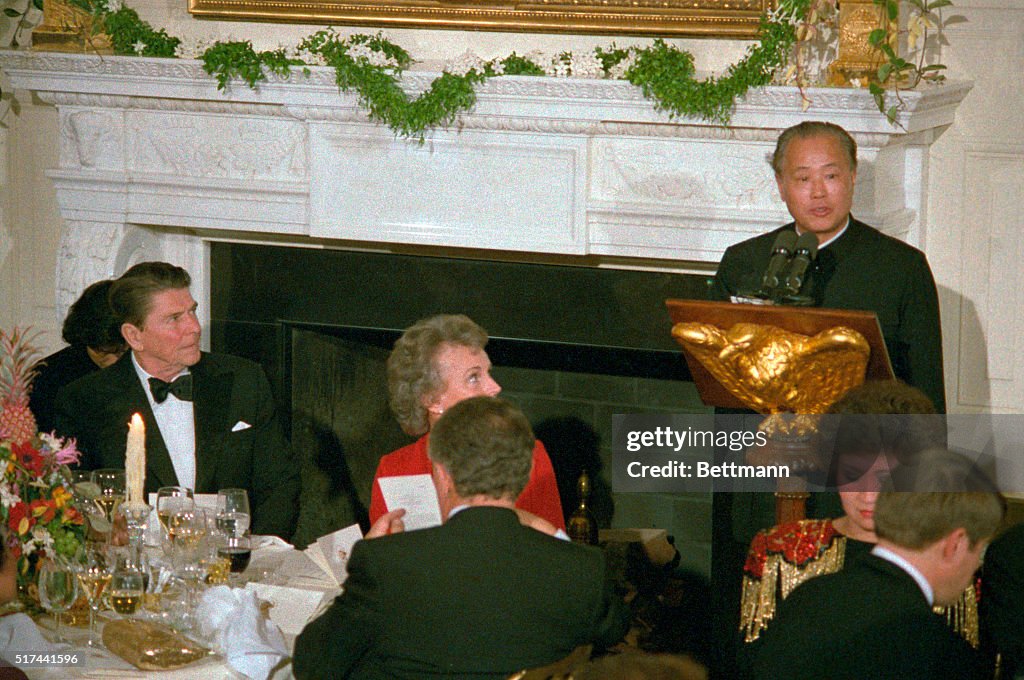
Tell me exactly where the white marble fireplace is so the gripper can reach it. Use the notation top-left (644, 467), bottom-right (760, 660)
top-left (0, 50), bottom-right (970, 330)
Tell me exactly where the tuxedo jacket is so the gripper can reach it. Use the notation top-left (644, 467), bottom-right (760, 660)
top-left (54, 351), bottom-right (299, 538)
top-left (982, 522), bottom-right (1024, 677)
top-left (292, 506), bottom-right (629, 680)
top-left (29, 344), bottom-right (99, 434)
top-left (710, 218), bottom-right (945, 412)
top-left (752, 553), bottom-right (987, 680)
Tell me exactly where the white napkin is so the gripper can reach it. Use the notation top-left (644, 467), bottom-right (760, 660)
top-left (196, 586), bottom-right (289, 680)
top-left (0, 613), bottom-right (65, 669)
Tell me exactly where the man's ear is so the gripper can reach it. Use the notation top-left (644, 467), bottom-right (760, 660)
top-left (941, 527), bottom-right (970, 562)
top-left (121, 322), bottom-right (144, 352)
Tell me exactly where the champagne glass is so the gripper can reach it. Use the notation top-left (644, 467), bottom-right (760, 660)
top-left (37, 558), bottom-right (79, 643)
top-left (92, 469), bottom-right (126, 523)
top-left (215, 488), bottom-right (251, 539)
top-left (75, 544), bottom-right (113, 647)
top-left (167, 508), bottom-right (208, 630)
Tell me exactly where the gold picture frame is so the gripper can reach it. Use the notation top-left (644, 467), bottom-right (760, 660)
top-left (187, 0), bottom-right (774, 38)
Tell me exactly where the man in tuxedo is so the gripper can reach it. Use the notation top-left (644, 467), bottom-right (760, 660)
top-left (981, 521), bottom-right (1024, 677)
top-left (55, 261), bottom-right (299, 539)
top-left (293, 396), bottom-right (629, 680)
top-left (752, 450), bottom-right (1004, 680)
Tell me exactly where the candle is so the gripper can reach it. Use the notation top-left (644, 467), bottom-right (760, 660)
top-left (126, 413), bottom-right (146, 506)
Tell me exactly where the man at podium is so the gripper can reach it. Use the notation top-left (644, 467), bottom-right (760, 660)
top-left (705, 121), bottom-right (945, 677)
top-left (709, 120), bottom-right (944, 412)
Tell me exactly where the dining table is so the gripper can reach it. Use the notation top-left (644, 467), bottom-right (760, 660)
top-left (11, 536), bottom-right (341, 680)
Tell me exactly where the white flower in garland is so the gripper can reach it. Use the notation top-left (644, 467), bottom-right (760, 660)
top-left (133, 40), bottom-right (147, 54)
top-left (608, 51), bottom-right (637, 80)
top-left (570, 52), bottom-right (604, 79)
top-left (104, 0), bottom-right (123, 12)
top-left (444, 50), bottom-right (486, 77)
top-left (348, 42), bottom-right (399, 69)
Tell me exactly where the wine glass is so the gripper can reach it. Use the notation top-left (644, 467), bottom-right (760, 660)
top-left (156, 486), bottom-right (194, 550)
top-left (109, 553), bottom-right (145, 617)
top-left (215, 488), bottom-right (250, 540)
top-left (166, 508), bottom-right (208, 630)
top-left (37, 558), bottom-right (79, 643)
top-left (75, 544), bottom-right (113, 647)
top-left (91, 469), bottom-right (126, 523)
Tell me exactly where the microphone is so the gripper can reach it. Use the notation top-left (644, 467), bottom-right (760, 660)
top-left (755, 231), bottom-right (798, 300)
top-left (778, 232), bottom-right (819, 300)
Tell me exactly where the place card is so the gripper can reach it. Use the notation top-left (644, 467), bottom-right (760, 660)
top-left (376, 474), bottom-right (443, 531)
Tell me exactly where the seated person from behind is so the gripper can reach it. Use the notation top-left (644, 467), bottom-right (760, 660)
top-left (30, 279), bottom-right (127, 433)
top-left (752, 449), bottom-right (1004, 680)
top-left (369, 314), bottom-right (564, 530)
top-left (982, 521), bottom-right (1024, 678)
top-left (293, 396), bottom-right (629, 680)
top-left (741, 380), bottom-right (969, 651)
top-left (54, 261), bottom-right (300, 539)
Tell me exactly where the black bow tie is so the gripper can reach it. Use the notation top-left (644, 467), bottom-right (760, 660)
top-left (149, 374), bottom-right (193, 403)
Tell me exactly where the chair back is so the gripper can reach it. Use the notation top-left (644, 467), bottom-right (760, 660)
top-left (506, 644), bottom-right (593, 680)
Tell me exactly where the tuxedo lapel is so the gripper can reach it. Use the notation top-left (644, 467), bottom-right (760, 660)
top-left (107, 355), bottom-right (179, 491)
top-left (191, 356), bottom-right (234, 493)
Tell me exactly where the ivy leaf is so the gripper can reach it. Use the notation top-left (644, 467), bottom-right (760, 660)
top-left (920, 64), bottom-right (947, 72)
top-left (32, 0), bottom-right (44, 11)
top-left (868, 28), bottom-right (887, 47)
top-left (3, 8), bottom-right (21, 16)
top-left (927, 0), bottom-right (953, 8)
top-left (877, 63), bottom-right (892, 82)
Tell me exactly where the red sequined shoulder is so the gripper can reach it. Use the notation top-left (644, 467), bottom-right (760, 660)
top-left (744, 519), bottom-right (838, 579)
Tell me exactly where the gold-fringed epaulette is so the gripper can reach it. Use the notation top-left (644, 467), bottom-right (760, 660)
top-left (740, 519), bottom-right (846, 643)
top-left (935, 581), bottom-right (981, 648)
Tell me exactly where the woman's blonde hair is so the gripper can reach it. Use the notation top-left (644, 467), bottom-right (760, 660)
top-left (386, 314), bottom-right (488, 435)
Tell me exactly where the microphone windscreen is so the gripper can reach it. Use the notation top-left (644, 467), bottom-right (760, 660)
top-left (794, 232), bottom-right (819, 257)
top-left (772, 230), bottom-right (798, 253)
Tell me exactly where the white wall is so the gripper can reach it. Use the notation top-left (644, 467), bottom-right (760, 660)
top-left (2, 0), bottom-right (1022, 412)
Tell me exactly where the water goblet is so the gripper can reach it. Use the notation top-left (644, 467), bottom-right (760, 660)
top-left (37, 558), bottom-right (79, 643)
top-left (91, 469), bottom-right (126, 523)
top-left (118, 502), bottom-right (151, 550)
top-left (215, 488), bottom-right (250, 539)
top-left (75, 544), bottom-right (113, 647)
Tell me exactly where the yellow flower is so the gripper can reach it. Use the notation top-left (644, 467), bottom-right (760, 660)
top-left (52, 485), bottom-right (71, 509)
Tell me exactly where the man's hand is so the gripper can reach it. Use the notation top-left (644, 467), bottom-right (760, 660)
top-left (366, 508), bottom-right (406, 539)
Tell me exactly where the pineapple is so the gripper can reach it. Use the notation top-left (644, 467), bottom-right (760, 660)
top-left (0, 327), bottom-right (42, 444)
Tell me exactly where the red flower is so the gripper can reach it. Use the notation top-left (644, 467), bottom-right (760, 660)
top-left (12, 442), bottom-right (45, 477)
top-left (7, 502), bottom-right (34, 536)
top-left (29, 498), bottom-right (56, 524)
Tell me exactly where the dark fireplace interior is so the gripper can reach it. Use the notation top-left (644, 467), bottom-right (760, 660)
top-left (209, 243), bottom-right (714, 573)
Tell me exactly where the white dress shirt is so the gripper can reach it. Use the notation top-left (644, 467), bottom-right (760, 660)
top-left (131, 352), bottom-right (196, 489)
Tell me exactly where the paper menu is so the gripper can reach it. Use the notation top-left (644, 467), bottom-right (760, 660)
top-left (302, 523), bottom-right (364, 586)
top-left (375, 474), bottom-right (443, 531)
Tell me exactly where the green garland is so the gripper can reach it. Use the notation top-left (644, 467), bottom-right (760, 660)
top-left (60, 0), bottom-right (851, 138)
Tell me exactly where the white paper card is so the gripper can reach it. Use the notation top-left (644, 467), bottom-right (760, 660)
top-left (376, 474), bottom-right (443, 531)
top-left (303, 523), bottom-right (363, 585)
top-left (245, 582), bottom-right (329, 636)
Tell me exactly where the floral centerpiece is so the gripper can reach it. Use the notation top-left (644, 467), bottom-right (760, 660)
top-left (0, 328), bottom-right (87, 604)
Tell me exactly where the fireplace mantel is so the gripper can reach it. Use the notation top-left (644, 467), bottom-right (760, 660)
top-left (1, 50), bottom-right (971, 321)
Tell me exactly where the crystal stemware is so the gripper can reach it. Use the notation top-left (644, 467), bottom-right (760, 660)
top-left (156, 486), bottom-right (195, 552)
top-left (75, 544), bottom-right (113, 647)
top-left (215, 488), bottom-right (251, 540)
top-left (91, 469), bottom-right (126, 523)
top-left (37, 558), bottom-right (79, 643)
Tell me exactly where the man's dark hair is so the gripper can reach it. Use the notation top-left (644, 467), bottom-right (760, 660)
top-left (772, 121), bottom-right (858, 176)
top-left (428, 396), bottom-right (534, 501)
top-left (61, 279), bottom-right (126, 354)
top-left (110, 262), bottom-right (191, 329)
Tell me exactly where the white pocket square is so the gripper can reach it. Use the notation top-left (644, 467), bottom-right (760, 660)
top-left (231, 421), bottom-right (252, 432)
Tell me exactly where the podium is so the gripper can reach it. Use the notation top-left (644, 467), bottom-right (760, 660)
top-left (665, 299), bottom-right (894, 522)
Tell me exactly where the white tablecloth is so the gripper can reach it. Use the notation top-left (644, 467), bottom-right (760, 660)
top-left (17, 538), bottom-right (340, 680)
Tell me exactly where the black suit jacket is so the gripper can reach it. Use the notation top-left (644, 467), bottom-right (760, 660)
top-left (54, 351), bottom-right (299, 538)
top-left (29, 344), bottom-right (99, 434)
top-left (710, 218), bottom-right (946, 412)
top-left (753, 553), bottom-right (986, 680)
top-left (292, 506), bottom-right (629, 680)
top-left (982, 522), bottom-right (1024, 677)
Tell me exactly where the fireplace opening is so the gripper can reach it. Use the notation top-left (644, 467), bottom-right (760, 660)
top-left (210, 242), bottom-right (714, 573)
